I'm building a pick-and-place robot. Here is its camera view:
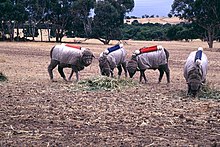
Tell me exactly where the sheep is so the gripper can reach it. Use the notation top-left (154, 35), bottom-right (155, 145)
top-left (183, 47), bottom-right (208, 97)
top-left (48, 44), bottom-right (94, 82)
top-left (127, 45), bottom-right (170, 83)
top-left (99, 44), bottom-right (127, 78)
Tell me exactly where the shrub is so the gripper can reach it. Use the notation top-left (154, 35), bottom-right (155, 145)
top-left (0, 72), bottom-right (8, 82)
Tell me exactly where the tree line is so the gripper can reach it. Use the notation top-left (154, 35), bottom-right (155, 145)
top-left (0, 0), bottom-right (134, 44)
top-left (121, 21), bottom-right (220, 42)
top-left (0, 0), bottom-right (220, 48)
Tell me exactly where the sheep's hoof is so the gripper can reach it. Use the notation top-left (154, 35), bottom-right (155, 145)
top-left (139, 81), bottom-right (147, 84)
top-left (67, 80), bottom-right (73, 83)
top-left (63, 78), bottom-right (68, 81)
top-left (51, 79), bottom-right (57, 82)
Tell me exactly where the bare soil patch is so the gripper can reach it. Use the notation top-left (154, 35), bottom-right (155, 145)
top-left (0, 40), bottom-right (220, 146)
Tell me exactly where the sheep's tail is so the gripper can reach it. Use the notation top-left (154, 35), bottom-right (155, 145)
top-left (164, 48), bottom-right (169, 61)
top-left (50, 46), bottom-right (55, 58)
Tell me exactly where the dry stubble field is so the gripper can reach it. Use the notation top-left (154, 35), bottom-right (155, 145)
top-left (0, 40), bottom-right (220, 146)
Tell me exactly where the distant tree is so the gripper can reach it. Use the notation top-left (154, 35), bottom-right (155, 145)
top-left (131, 20), bottom-right (139, 25)
top-left (47, 0), bottom-right (74, 42)
top-left (125, 16), bottom-right (131, 19)
top-left (0, 0), bottom-right (13, 41)
top-left (22, 0), bottom-right (50, 41)
top-left (0, 0), bottom-right (17, 41)
top-left (72, 0), bottom-right (95, 38)
top-left (121, 24), bottom-right (140, 40)
top-left (142, 14), bottom-right (149, 18)
top-left (12, 2), bottom-right (28, 41)
top-left (130, 16), bottom-right (138, 19)
top-left (170, 0), bottom-right (220, 48)
top-left (92, 0), bottom-right (134, 44)
top-left (166, 25), bottom-right (183, 41)
top-left (92, 1), bottom-right (120, 44)
top-left (168, 13), bottom-right (172, 18)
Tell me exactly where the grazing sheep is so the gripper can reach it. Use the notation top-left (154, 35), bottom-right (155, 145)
top-left (99, 44), bottom-right (127, 78)
top-left (184, 47), bottom-right (208, 97)
top-left (127, 45), bottom-right (170, 83)
top-left (48, 44), bottom-right (94, 82)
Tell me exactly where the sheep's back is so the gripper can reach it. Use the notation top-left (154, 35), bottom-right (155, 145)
top-left (105, 48), bottom-right (127, 68)
top-left (137, 49), bottom-right (167, 70)
top-left (52, 45), bottom-right (82, 64)
top-left (184, 51), bottom-right (208, 82)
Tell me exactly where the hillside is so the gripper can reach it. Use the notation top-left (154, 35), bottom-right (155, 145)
top-left (125, 17), bottom-right (186, 25)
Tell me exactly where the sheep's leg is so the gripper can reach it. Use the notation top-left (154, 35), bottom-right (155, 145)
top-left (187, 84), bottom-right (191, 96)
top-left (158, 68), bottom-right (164, 83)
top-left (139, 72), bottom-right (142, 83)
top-left (68, 69), bottom-right (74, 81)
top-left (48, 60), bottom-right (59, 81)
top-left (164, 64), bottom-right (170, 83)
top-left (110, 69), bottom-right (114, 78)
top-left (69, 66), bottom-right (79, 82)
top-left (117, 65), bottom-right (122, 78)
top-left (142, 70), bottom-right (147, 83)
top-left (122, 62), bottom-right (128, 78)
top-left (159, 64), bottom-right (170, 83)
top-left (139, 72), bottom-right (143, 83)
top-left (58, 65), bottom-right (67, 81)
top-left (75, 71), bottom-right (79, 82)
top-left (140, 70), bottom-right (147, 83)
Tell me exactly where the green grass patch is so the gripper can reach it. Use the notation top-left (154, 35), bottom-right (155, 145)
top-left (175, 82), bottom-right (220, 100)
top-left (0, 72), bottom-right (8, 82)
top-left (198, 83), bottom-right (220, 99)
top-left (68, 76), bottom-right (137, 92)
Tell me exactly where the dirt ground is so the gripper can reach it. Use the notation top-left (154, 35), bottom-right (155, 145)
top-left (0, 40), bottom-right (220, 146)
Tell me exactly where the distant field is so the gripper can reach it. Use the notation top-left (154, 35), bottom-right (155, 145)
top-left (125, 17), bottom-right (186, 24)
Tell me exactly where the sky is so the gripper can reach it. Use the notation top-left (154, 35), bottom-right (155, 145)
top-left (127, 0), bottom-right (174, 17)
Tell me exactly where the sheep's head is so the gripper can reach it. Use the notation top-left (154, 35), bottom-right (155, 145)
top-left (82, 50), bottom-right (94, 67)
top-left (187, 79), bottom-right (202, 97)
top-left (187, 66), bottom-right (203, 97)
top-left (127, 55), bottom-right (138, 78)
top-left (99, 55), bottom-right (111, 77)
